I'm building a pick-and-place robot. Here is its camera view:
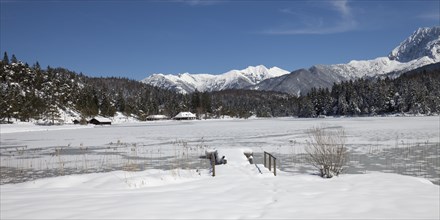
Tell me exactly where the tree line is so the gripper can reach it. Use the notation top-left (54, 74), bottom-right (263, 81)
top-left (1, 52), bottom-right (439, 123)
top-left (301, 63), bottom-right (440, 117)
top-left (1, 52), bottom-right (187, 123)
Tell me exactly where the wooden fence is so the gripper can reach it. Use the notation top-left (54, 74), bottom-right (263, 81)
top-left (263, 151), bottom-right (277, 176)
top-left (208, 151), bottom-right (276, 177)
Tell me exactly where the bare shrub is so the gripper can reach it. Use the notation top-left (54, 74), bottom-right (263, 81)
top-left (305, 126), bottom-right (348, 178)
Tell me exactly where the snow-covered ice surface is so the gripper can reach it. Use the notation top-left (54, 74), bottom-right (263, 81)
top-left (1, 116), bottom-right (439, 219)
top-left (0, 122), bottom-right (94, 134)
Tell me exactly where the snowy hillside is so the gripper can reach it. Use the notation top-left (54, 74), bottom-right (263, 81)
top-left (141, 65), bottom-right (289, 94)
top-left (253, 26), bottom-right (440, 95)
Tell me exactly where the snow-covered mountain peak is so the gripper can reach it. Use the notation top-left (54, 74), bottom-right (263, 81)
top-left (389, 26), bottom-right (440, 62)
top-left (142, 65), bottom-right (289, 94)
top-left (234, 65), bottom-right (290, 84)
top-left (269, 66), bottom-right (290, 73)
top-left (177, 72), bottom-right (190, 77)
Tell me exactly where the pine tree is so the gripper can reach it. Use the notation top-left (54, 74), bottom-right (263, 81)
top-left (45, 104), bottom-right (61, 124)
top-left (2, 52), bottom-right (9, 64)
top-left (298, 96), bottom-right (316, 117)
top-left (33, 62), bottom-right (41, 70)
top-left (100, 94), bottom-right (115, 117)
top-left (115, 91), bottom-right (126, 113)
top-left (10, 54), bottom-right (17, 64)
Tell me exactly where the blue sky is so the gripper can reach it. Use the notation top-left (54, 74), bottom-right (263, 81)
top-left (1, 0), bottom-right (439, 80)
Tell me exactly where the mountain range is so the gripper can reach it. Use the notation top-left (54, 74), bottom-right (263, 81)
top-left (142, 65), bottom-right (289, 94)
top-left (142, 26), bottom-right (440, 95)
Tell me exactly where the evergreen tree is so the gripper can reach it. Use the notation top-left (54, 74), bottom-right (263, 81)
top-left (100, 94), bottom-right (116, 117)
top-left (2, 52), bottom-right (9, 64)
top-left (33, 62), bottom-right (41, 70)
top-left (10, 54), bottom-right (17, 64)
top-left (115, 91), bottom-right (126, 113)
top-left (298, 96), bottom-right (316, 117)
top-left (45, 104), bottom-right (61, 124)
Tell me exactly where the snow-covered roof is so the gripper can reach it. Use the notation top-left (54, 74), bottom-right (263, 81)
top-left (147, 115), bottom-right (168, 119)
top-left (91, 117), bottom-right (112, 123)
top-left (174, 112), bottom-right (196, 118)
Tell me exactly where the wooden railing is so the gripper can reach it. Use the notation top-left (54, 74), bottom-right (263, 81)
top-left (263, 151), bottom-right (277, 176)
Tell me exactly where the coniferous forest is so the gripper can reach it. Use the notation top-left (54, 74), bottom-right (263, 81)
top-left (1, 52), bottom-right (439, 123)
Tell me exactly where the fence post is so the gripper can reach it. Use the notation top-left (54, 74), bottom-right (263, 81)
top-left (211, 155), bottom-right (215, 177)
top-left (263, 151), bottom-right (277, 176)
top-left (269, 155), bottom-right (271, 171)
top-left (264, 152), bottom-right (266, 167)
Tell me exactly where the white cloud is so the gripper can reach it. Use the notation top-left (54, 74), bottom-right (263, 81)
top-left (280, 8), bottom-right (296, 15)
top-left (418, 11), bottom-right (440, 21)
top-left (262, 20), bottom-right (357, 35)
top-left (330, 0), bottom-right (351, 17)
top-left (263, 0), bottom-right (357, 35)
top-left (176, 0), bottom-right (224, 6)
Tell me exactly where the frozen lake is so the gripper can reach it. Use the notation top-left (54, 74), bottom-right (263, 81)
top-left (1, 116), bottom-right (439, 184)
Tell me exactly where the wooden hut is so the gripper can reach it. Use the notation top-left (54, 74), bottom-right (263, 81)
top-left (89, 117), bottom-right (112, 125)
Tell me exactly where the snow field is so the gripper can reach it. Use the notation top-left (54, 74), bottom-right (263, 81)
top-left (1, 167), bottom-right (438, 219)
top-left (1, 116), bottom-right (439, 218)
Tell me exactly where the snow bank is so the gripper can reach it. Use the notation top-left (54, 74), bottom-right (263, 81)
top-left (1, 170), bottom-right (438, 219)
